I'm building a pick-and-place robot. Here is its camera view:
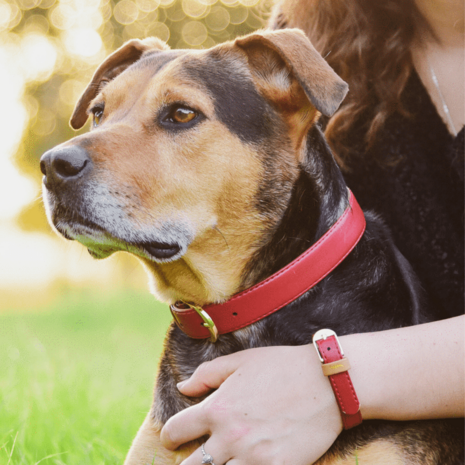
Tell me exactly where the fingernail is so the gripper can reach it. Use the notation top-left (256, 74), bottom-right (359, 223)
top-left (177, 380), bottom-right (187, 390)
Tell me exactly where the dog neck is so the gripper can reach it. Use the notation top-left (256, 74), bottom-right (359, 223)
top-left (240, 124), bottom-right (348, 290)
top-left (144, 125), bottom-right (347, 306)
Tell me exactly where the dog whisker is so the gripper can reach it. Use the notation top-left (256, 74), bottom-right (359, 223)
top-left (213, 226), bottom-right (230, 254)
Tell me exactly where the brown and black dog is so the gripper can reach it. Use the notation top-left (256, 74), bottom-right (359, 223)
top-left (40, 29), bottom-right (463, 464)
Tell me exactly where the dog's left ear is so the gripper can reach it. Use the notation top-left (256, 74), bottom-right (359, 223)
top-left (236, 29), bottom-right (348, 117)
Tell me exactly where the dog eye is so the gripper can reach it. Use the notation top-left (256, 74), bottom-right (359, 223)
top-left (93, 110), bottom-right (103, 126)
top-left (161, 105), bottom-right (202, 128)
top-left (173, 107), bottom-right (197, 123)
top-left (91, 105), bottom-right (105, 127)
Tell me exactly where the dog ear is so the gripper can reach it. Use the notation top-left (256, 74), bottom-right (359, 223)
top-left (235, 29), bottom-right (348, 118)
top-left (70, 37), bottom-right (169, 130)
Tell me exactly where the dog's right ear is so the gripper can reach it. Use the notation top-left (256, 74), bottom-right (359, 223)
top-left (70, 37), bottom-right (169, 130)
top-left (234, 29), bottom-right (347, 156)
top-left (235, 29), bottom-right (348, 118)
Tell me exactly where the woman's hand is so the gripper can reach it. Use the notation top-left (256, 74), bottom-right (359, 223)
top-left (160, 316), bottom-right (465, 464)
top-left (160, 345), bottom-right (342, 465)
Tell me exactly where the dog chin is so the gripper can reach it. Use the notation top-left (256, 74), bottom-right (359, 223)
top-left (45, 195), bottom-right (194, 263)
top-left (55, 221), bottom-right (189, 264)
top-left (86, 246), bottom-right (117, 260)
top-left (89, 240), bottom-right (185, 263)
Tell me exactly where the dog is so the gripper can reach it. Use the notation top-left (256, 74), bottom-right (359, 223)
top-left (40, 29), bottom-right (463, 464)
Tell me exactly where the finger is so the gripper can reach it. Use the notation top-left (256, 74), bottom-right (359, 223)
top-left (178, 352), bottom-right (244, 397)
top-left (180, 439), bottom-right (231, 465)
top-left (161, 403), bottom-right (210, 450)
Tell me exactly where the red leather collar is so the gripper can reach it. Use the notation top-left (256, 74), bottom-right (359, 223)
top-left (170, 190), bottom-right (366, 341)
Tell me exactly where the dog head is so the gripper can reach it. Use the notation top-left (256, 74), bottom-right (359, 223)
top-left (40, 29), bottom-right (348, 305)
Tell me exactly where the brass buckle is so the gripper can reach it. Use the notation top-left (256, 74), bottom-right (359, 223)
top-left (312, 329), bottom-right (344, 363)
top-left (182, 301), bottom-right (219, 343)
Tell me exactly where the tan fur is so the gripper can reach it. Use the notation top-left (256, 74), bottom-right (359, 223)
top-left (125, 414), bottom-right (200, 465)
top-left (316, 440), bottom-right (404, 465)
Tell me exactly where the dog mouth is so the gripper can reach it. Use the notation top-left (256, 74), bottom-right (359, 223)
top-left (53, 212), bottom-right (185, 262)
top-left (140, 242), bottom-right (181, 260)
top-left (85, 240), bottom-right (181, 260)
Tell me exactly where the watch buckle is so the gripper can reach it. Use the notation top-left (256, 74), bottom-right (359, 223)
top-left (313, 329), bottom-right (345, 363)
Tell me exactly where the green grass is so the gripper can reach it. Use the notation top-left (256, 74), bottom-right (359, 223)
top-left (0, 289), bottom-right (172, 464)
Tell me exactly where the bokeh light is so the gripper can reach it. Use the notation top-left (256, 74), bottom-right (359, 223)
top-left (21, 33), bottom-right (57, 81)
top-left (206, 6), bottom-right (229, 31)
top-left (238, 0), bottom-right (260, 7)
top-left (16, 0), bottom-right (39, 9)
top-left (147, 20), bottom-right (170, 41)
top-left (114, 0), bottom-right (139, 25)
top-left (0, 3), bottom-right (22, 30)
top-left (182, 0), bottom-right (208, 19)
top-left (182, 20), bottom-right (207, 45)
top-left (229, 6), bottom-right (247, 24)
top-left (137, 0), bottom-right (160, 12)
top-left (64, 28), bottom-right (103, 57)
top-left (49, 3), bottom-right (76, 29)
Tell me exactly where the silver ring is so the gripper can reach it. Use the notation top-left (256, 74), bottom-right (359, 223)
top-left (201, 443), bottom-right (215, 465)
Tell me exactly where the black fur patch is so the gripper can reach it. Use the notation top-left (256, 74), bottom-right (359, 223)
top-left (181, 51), bottom-right (275, 144)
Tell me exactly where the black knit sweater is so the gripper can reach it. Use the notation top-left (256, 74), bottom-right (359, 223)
top-left (343, 71), bottom-right (464, 320)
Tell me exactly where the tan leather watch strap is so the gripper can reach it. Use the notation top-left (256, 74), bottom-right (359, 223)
top-left (321, 358), bottom-right (351, 376)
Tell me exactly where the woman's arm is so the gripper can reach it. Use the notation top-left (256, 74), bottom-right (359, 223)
top-left (345, 315), bottom-right (464, 421)
top-left (160, 316), bottom-right (464, 464)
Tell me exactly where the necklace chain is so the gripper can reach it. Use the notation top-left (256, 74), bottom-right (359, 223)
top-left (427, 57), bottom-right (458, 137)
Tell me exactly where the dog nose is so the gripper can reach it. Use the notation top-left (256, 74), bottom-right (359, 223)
top-left (40, 146), bottom-right (92, 188)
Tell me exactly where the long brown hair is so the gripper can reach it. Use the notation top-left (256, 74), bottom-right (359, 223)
top-left (270, 0), bottom-right (430, 166)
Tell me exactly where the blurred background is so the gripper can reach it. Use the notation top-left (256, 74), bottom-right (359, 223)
top-left (0, 0), bottom-right (271, 462)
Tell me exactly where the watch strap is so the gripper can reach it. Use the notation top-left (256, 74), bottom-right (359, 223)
top-left (313, 330), bottom-right (362, 429)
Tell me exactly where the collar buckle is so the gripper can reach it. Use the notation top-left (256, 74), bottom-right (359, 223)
top-left (182, 302), bottom-right (219, 343)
